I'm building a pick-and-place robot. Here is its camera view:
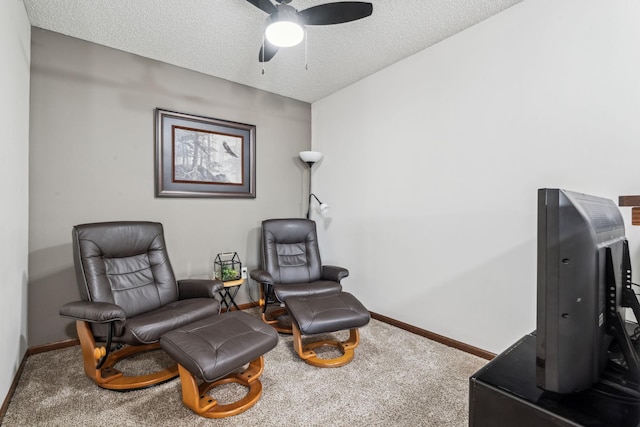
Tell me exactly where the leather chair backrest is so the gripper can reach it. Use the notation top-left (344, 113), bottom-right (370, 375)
top-left (72, 221), bottom-right (179, 317)
top-left (262, 219), bottom-right (322, 284)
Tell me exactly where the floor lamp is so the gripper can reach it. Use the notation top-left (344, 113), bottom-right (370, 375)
top-left (299, 151), bottom-right (329, 219)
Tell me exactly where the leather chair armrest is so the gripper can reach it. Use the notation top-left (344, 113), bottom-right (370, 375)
top-left (178, 279), bottom-right (224, 299)
top-left (322, 265), bottom-right (349, 282)
top-left (250, 269), bottom-right (273, 285)
top-left (59, 301), bottom-right (126, 323)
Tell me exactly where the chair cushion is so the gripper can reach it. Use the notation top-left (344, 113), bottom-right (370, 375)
top-left (73, 222), bottom-right (180, 317)
top-left (273, 280), bottom-right (342, 301)
top-left (262, 219), bottom-right (323, 284)
top-left (160, 311), bottom-right (279, 382)
top-left (118, 298), bottom-right (220, 344)
top-left (286, 292), bottom-right (370, 335)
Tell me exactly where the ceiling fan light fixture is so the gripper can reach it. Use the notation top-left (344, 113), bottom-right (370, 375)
top-left (265, 20), bottom-right (303, 47)
top-left (265, 5), bottom-right (304, 47)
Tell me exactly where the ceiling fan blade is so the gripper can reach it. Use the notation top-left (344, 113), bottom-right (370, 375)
top-left (258, 40), bottom-right (280, 62)
top-left (246, 0), bottom-right (277, 15)
top-left (298, 2), bottom-right (373, 26)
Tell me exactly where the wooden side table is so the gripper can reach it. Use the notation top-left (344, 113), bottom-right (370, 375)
top-left (219, 278), bottom-right (244, 311)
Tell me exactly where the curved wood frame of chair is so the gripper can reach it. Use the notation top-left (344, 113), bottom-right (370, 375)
top-left (178, 356), bottom-right (265, 418)
top-left (261, 307), bottom-right (293, 334)
top-left (292, 322), bottom-right (360, 368)
top-left (76, 320), bottom-right (178, 391)
top-left (76, 321), bottom-right (178, 391)
top-left (259, 287), bottom-right (293, 333)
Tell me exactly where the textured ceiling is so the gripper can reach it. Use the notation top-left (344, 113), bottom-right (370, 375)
top-left (22, 0), bottom-right (523, 103)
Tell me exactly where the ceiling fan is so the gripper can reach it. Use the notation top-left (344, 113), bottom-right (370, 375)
top-left (246, 0), bottom-right (373, 62)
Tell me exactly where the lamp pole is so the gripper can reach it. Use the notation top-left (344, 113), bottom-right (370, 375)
top-left (299, 151), bottom-right (323, 219)
top-left (305, 164), bottom-right (316, 219)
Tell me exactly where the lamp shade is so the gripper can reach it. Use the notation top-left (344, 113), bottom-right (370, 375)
top-left (308, 193), bottom-right (328, 219)
top-left (299, 151), bottom-right (323, 164)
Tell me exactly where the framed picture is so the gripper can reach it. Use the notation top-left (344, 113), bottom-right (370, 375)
top-left (155, 109), bottom-right (256, 198)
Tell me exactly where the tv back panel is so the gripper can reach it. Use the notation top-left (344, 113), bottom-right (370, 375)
top-left (536, 188), bottom-right (625, 393)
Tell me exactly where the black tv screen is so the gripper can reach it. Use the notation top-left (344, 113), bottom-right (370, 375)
top-left (536, 188), bottom-right (627, 393)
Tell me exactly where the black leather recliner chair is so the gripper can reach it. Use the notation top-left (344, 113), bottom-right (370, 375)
top-left (60, 221), bottom-right (224, 391)
top-left (250, 218), bottom-right (348, 333)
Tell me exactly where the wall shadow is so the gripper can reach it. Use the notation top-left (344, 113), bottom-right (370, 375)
top-left (28, 243), bottom-right (78, 346)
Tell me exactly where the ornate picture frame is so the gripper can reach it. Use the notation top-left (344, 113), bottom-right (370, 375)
top-left (155, 109), bottom-right (256, 198)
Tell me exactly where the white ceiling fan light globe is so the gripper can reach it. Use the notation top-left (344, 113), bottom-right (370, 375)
top-left (265, 21), bottom-right (304, 47)
top-left (265, 4), bottom-right (304, 48)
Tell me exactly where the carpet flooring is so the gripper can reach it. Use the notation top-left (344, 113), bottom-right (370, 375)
top-left (2, 315), bottom-right (487, 426)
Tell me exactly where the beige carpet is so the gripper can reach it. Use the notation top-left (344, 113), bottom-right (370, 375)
top-left (2, 316), bottom-right (487, 426)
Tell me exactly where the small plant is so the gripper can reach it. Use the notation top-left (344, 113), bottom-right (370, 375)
top-left (221, 267), bottom-right (239, 281)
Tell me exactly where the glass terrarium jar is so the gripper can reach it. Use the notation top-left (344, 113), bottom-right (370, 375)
top-left (214, 252), bottom-right (242, 282)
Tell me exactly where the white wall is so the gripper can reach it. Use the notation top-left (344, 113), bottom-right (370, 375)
top-left (0, 0), bottom-right (30, 404)
top-left (312, 0), bottom-right (640, 354)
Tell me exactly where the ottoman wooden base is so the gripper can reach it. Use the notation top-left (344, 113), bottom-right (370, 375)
top-left (292, 323), bottom-right (360, 368)
top-left (286, 292), bottom-right (370, 368)
top-left (177, 356), bottom-right (265, 418)
top-left (160, 311), bottom-right (279, 418)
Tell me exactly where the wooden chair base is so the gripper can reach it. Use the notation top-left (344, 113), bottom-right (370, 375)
top-left (261, 307), bottom-right (293, 334)
top-left (292, 323), bottom-right (361, 368)
top-left (178, 356), bottom-right (265, 418)
top-left (76, 320), bottom-right (178, 391)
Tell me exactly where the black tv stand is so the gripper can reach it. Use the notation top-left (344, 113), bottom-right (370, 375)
top-left (598, 367), bottom-right (640, 401)
top-left (469, 333), bottom-right (640, 427)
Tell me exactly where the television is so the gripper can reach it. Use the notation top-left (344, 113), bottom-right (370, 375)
top-left (536, 188), bottom-right (640, 394)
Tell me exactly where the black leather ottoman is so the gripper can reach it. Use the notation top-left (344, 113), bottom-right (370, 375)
top-left (285, 292), bottom-right (370, 368)
top-left (160, 311), bottom-right (278, 418)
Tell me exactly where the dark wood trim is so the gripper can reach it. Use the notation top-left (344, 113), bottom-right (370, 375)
top-left (0, 351), bottom-right (28, 423)
top-left (632, 207), bottom-right (640, 226)
top-left (26, 338), bottom-right (79, 356)
top-left (619, 195), bottom-right (640, 207)
top-left (370, 311), bottom-right (496, 360)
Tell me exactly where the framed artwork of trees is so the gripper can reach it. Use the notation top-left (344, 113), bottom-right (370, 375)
top-left (155, 109), bottom-right (256, 198)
